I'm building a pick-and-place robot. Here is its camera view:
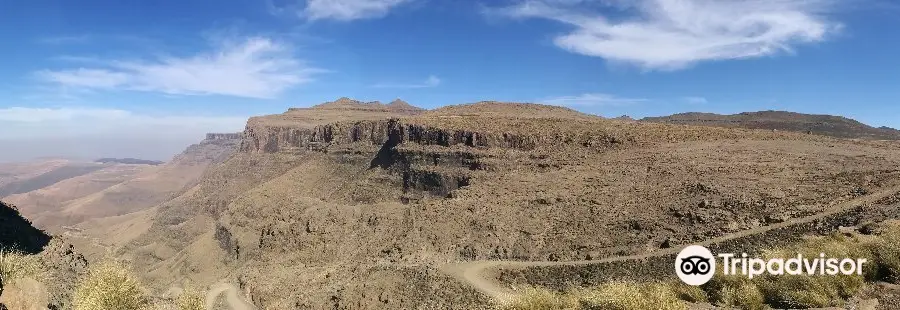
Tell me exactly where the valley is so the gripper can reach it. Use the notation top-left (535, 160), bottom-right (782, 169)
top-left (4, 98), bottom-right (900, 309)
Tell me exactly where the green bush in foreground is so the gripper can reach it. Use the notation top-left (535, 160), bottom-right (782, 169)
top-left (72, 261), bottom-right (151, 310)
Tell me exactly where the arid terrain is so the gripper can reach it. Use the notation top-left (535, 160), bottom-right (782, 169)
top-left (642, 111), bottom-right (900, 140)
top-left (5, 99), bottom-right (900, 309)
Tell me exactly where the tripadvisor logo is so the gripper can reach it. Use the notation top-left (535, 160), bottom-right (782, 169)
top-left (675, 245), bottom-right (868, 286)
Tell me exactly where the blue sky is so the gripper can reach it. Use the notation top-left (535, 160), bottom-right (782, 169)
top-left (2, 0), bottom-right (900, 160)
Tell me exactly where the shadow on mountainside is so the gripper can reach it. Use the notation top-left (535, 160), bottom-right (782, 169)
top-left (369, 120), bottom-right (405, 170)
top-left (0, 200), bottom-right (50, 254)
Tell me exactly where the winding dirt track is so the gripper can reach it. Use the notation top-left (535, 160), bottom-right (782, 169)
top-left (206, 282), bottom-right (257, 310)
top-left (441, 185), bottom-right (900, 302)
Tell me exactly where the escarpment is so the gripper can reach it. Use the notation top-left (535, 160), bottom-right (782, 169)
top-left (127, 98), bottom-right (900, 310)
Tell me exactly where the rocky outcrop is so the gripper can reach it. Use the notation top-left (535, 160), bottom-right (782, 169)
top-left (206, 133), bottom-right (242, 140)
top-left (239, 119), bottom-right (599, 154)
top-left (95, 158), bottom-right (164, 165)
top-left (0, 201), bottom-right (50, 254)
top-left (0, 201), bottom-right (87, 310)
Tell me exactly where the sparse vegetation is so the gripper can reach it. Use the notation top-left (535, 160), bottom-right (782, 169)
top-left (175, 287), bottom-right (205, 310)
top-left (72, 261), bottom-right (151, 310)
top-left (502, 221), bottom-right (900, 310)
top-left (0, 248), bottom-right (46, 288)
top-left (499, 282), bottom-right (688, 310)
top-left (500, 288), bottom-right (576, 310)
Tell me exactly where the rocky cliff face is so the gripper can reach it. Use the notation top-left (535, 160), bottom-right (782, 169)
top-left (0, 201), bottom-right (50, 253)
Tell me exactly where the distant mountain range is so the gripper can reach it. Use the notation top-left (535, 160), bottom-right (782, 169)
top-left (641, 110), bottom-right (900, 140)
top-left (95, 158), bottom-right (164, 165)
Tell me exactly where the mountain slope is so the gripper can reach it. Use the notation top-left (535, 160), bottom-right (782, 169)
top-left (8, 134), bottom-right (240, 231)
top-left (0, 200), bottom-right (88, 309)
top-left (0, 201), bottom-right (50, 253)
top-left (642, 110), bottom-right (900, 140)
top-left (116, 99), bottom-right (900, 309)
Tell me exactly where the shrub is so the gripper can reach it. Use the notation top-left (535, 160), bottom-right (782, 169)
top-left (578, 282), bottom-right (687, 310)
top-left (704, 273), bottom-right (766, 310)
top-left (0, 248), bottom-right (45, 286)
top-left (872, 221), bottom-right (900, 283)
top-left (72, 261), bottom-right (150, 310)
top-left (500, 282), bottom-right (688, 310)
top-left (175, 287), bottom-right (205, 310)
top-left (499, 287), bottom-right (576, 310)
top-left (756, 234), bottom-right (871, 308)
top-left (668, 281), bottom-right (708, 303)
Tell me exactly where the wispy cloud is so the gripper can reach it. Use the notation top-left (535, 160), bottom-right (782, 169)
top-left (302, 0), bottom-right (413, 21)
top-left (683, 96), bottom-right (709, 104)
top-left (493, 0), bottom-right (841, 70)
top-left (36, 37), bottom-right (323, 99)
top-left (541, 93), bottom-right (647, 107)
top-left (372, 75), bottom-right (441, 88)
top-left (38, 35), bottom-right (91, 45)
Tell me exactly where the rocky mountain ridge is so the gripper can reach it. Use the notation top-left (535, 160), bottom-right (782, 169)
top-left (642, 110), bottom-right (900, 140)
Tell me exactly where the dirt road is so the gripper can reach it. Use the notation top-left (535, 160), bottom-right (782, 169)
top-left (206, 283), bottom-right (257, 310)
top-left (442, 185), bottom-right (900, 302)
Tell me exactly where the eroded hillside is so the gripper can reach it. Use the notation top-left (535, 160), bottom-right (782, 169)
top-left (0, 200), bottom-right (88, 310)
top-left (117, 98), bottom-right (900, 309)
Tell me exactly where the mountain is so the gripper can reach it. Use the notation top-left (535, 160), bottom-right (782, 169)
top-left (7, 133), bottom-right (240, 231)
top-left (95, 158), bottom-right (164, 165)
top-left (641, 110), bottom-right (900, 140)
top-left (0, 201), bottom-right (50, 254)
top-left (113, 98), bottom-right (900, 309)
top-left (0, 200), bottom-right (88, 310)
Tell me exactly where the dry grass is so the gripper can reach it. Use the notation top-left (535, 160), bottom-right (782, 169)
top-left (500, 288), bottom-right (577, 310)
top-left (700, 225), bottom-right (900, 309)
top-left (72, 261), bottom-right (151, 310)
top-left (500, 282), bottom-right (688, 310)
top-left (502, 222), bottom-right (900, 310)
top-left (175, 287), bottom-right (205, 310)
top-left (578, 282), bottom-right (687, 310)
top-left (704, 273), bottom-right (766, 310)
top-left (872, 220), bottom-right (900, 282)
top-left (0, 248), bottom-right (46, 286)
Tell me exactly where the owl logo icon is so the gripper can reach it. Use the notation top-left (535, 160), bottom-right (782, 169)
top-left (675, 245), bottom-right (716, 285)
top-left (680, 255), bottom-right (712, 275)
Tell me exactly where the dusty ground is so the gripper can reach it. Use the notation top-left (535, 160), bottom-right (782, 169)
top-left (77, 99), bottom-right (900, 309)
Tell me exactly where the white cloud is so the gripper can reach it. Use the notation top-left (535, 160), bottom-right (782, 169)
top-left (541, 93), bottom-right (647, 106)
top-left (372, 75), bottom-right (441, 88)
top-left (683, 96), bottom-right (709, 104)
top-left (303, 0), bottom-right (412, 21)
top-left (496, 0), bottom-right (841, 70)
top-left (36, 37), bottom-right (321, 99)
top-left (0, 107), bottom-right (248, 161)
